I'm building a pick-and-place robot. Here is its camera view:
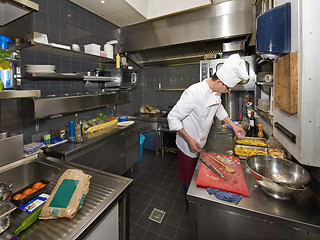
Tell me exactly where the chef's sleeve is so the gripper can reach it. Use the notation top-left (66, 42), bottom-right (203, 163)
top-left (167, 89), bottom-right (195, 131)
top-left (216, 103), bottom-right (228, 121)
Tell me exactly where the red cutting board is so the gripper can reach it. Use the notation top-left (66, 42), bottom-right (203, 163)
top-left (196, 152), bottom-right (250, 197)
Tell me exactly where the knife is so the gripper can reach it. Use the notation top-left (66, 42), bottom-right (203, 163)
top-left (199, 157), bottom-right (228, 182)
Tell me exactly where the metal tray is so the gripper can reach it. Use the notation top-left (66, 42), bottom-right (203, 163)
top-left (234, 144), bottom-right (268, 159)
top-left (234, 136), bottom-right (268, 147)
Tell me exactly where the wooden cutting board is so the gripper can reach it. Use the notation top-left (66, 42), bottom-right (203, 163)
top-left (274, 52), bottom-right (298, 114)
top-left (196, 152), bottom-right (250, 197)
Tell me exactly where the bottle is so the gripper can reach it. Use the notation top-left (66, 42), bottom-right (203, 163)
top-left (0, 35), bottom-right (14, 90)
top-left (248, 110), bottom-right (255, 136)
top-left (75, 114), bottom-right (83, 143)
top-left (68, 121), bottom-right (75, 141)
top-left (116, 53), bottom-right (120, 68)
top-left (125, 53), bottom-right (128, 68)
top-left (257, 123), bottom-right (264, 138)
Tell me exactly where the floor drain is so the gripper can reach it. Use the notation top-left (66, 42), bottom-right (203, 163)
top-left (149, 208), bottom-right (166, 223)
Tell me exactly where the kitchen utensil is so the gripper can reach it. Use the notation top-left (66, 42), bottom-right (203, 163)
top-left (199, 157), bottom-right (228, 181)
top-left (207, 155), bottom-right (236, 173)
top-left (246, 155), bottom-right (311, 200)
top-left (197, 152), bottom-right (250, 197)
top-left (0, 201), bottom-right (16, 234)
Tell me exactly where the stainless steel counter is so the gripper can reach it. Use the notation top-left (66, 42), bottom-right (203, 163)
top-left (187, 121), bottom-right (320, 240)
top-left (44, 123), bottom-right (136, 159)
top-left (0, 154), bottom-right (132, 240)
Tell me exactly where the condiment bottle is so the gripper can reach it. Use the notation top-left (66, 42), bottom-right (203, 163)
top-left (257, 123), bottom-right (264, 138)
top-left (116, 53), bottom-right (120, 68)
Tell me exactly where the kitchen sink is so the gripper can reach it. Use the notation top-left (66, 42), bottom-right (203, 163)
top-left (0, 159), bottom-right (61, 193)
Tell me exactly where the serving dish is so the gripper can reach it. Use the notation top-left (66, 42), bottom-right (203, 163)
top-left (234, 136), bottom-right (268, 147)
top-left (117, 121), bottom-right (134, 127)
top-left (234, 144), bottom-right (268, 159)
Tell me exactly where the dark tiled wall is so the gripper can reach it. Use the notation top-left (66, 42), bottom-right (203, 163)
top-left (1, 0), bottom-right (119, 143)
top-left (119, 64), bottom-right (200, 114)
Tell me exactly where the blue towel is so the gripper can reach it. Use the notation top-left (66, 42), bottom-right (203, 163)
top-left (207, 187), bottom-right (243, 204)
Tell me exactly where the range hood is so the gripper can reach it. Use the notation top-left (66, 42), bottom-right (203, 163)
top-left (0, 0), bottom-right (39, 26)
top-left (120, 0), bottom-right (255, 68)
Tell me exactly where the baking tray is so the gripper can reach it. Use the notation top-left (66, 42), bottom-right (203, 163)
top-left (234, 136), bottom-right (268, 147)
top-left (11, 179), bottom-right (49, 207)
top-left (234, 144), bottom-right (268, 159)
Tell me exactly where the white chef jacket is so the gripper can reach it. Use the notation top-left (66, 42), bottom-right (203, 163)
top-left (167, 80), bottom-right (228, 158)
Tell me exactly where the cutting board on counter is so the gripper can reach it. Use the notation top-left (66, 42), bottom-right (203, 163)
top-left (196, 152), bottom-right (250, 197)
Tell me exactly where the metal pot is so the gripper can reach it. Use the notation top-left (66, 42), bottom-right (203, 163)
top-left (246, 155), bottom-right (311, 200)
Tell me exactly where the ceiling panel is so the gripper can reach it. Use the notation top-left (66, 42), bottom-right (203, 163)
top-left (70, 0), bottom-right (147, 26)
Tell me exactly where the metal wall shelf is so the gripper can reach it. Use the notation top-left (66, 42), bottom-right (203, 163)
top-left (22, 73), bottom-right (83, 80)
top-left (0, 90), bottom-right (40, 99)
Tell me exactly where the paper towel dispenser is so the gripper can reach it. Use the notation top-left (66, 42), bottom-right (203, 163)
top-left (256, 3), bottom-right (291, 60)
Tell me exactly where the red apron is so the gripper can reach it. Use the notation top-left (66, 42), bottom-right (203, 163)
top-left (178, 149), bottom-right (198, 184)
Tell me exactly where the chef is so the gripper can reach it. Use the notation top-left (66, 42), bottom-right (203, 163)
top-left (167, 53), bottom-right (248, 202)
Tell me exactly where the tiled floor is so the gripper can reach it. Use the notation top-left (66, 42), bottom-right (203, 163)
top-left (124, 150), bottom-right (193, 240)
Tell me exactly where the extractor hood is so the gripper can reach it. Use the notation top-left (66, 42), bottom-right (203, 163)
top-left (0, 0), bottom-right (39, 26)
top-left (120, 0), bottom-right (255, 68)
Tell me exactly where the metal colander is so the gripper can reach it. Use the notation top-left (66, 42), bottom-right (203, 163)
top-left (246, 155), bottom-right (311, 200)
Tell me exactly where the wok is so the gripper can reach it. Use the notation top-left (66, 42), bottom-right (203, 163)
top-left (246, 155), bottom-right (311, 200)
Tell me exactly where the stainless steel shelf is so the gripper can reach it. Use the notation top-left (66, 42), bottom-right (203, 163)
top-left (0, 90), bottom-right (41, 99)
top-left (22, 73), bottom-right (83, 79)
top-left (17, 41), bottom-right (115, 63)
top-left (155, 88), bottom-right (186, 91)
top-left (83, 76), bottom-right (116, 82)
top-left (256, 82), bottom-right (273, 86)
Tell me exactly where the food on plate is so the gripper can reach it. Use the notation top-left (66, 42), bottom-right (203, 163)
top-left (32, 182), bottom-right (46, 191)
top-left (12, 193), bottom-right (24, 200)
top-left (22, 188), bottom-right (34, 197)
top-left (235, 138), bottom-right (267, 147)
top-left (234, 146), bottom-right (267, 156)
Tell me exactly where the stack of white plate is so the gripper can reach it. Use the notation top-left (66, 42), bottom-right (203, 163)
top-left (25, 65), bottom-right (56, 74)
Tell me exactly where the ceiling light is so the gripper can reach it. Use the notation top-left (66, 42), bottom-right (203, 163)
top-left (101, 0), bottom-right (105, 3)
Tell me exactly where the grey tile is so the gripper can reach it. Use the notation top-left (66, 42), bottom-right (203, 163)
top-left (161, 224), bottom-right (177, 240)
top-left (131, 224), bottom-right (147, 240)
top-left (143, 230), bottom-right (160, 240)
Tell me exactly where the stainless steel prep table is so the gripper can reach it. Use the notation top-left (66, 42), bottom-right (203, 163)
top-left (187, 122), bottom-right (320, 240)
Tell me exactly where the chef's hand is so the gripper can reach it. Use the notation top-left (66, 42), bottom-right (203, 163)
top-left (233, 125), bottom-right (246, 139)
top-left (187, 138), bottom-right (202, 153)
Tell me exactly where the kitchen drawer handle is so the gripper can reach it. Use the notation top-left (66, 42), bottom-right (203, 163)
top-left (274, 122), bottom-right (296, 143)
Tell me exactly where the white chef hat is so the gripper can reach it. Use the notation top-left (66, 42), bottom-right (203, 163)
top-left (216, 54), bottom-right (249, 88)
